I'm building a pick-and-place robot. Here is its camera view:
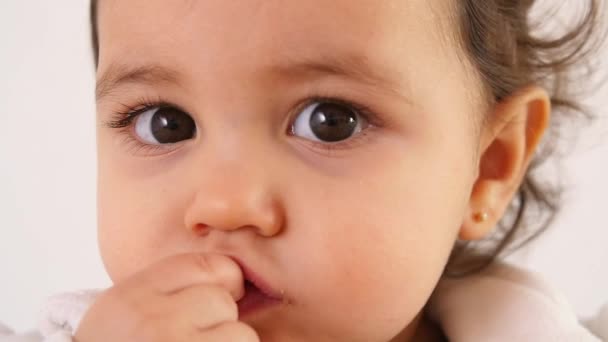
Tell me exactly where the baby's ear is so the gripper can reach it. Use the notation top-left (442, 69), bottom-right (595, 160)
top-left (459, 85), bottom-right (551, 240)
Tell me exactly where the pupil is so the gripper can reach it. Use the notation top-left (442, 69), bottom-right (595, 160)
top-left (309, 103), bottom-right (357, 142)
top-left (151, 107), bottom-right (196, 143)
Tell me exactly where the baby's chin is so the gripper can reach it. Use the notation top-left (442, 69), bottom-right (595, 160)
top-left (242, 302), bottom-right (419, 342)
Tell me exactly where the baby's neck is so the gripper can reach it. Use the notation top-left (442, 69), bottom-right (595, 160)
top-left (415, 315), bottom-right (447, 342)
top-left (391, 313), bottom-right (446, 342)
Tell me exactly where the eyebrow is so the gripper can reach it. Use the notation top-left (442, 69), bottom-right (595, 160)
top-left (96, 53), bottom-right (405, 101)
top-left (266, 53), bottom-right (404, 96)
top-left (96, 64), bottom-right (182, 101)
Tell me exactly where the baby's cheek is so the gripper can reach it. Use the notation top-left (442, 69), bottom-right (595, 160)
top-left (302, 172), bottom-right (461, 341)
top-left (96, 170), bottom-right (184, 284)
top-left (362, 238), bottom-right (449, 309)
top-left (97, 202), bottom-right (151, 284)
top-left (301, 200), bottom-right (458, 340)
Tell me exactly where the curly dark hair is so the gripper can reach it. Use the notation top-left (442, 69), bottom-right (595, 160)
top-left (88, 0), bottom-right (605, 275)
top-left (446, 0), bottom-right (604, 275)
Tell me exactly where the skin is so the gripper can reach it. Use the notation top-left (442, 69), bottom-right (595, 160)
top-left (92, 0), bottom-right (550, 341)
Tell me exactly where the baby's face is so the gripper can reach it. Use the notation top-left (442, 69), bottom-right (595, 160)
top-left (96, 0), bottom-right (482, 340)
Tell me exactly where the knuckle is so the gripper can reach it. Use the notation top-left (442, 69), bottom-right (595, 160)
top-left (194, 253), bottom-right (217, 274)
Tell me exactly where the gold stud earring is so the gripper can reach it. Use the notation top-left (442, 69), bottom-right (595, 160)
top-left (473, 211), bottom-right (489, 223)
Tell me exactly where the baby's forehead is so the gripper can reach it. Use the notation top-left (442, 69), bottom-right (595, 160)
top-left (97, 0), bottom-right (454, 49)
top-left (96, 0), bottom-right (458, 82)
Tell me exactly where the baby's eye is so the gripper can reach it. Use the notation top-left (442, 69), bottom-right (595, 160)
top-left (134, 106), bottom-right (197, 144)
top-left (291, 101), bottom-right (368, 143)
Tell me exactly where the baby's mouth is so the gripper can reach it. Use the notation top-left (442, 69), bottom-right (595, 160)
top-left (233, 259), bottom-right (284, 318)
top-left (237, 280), bottom-right (281, 317)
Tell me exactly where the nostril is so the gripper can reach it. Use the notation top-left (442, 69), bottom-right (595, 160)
top-left (192, 223), bottom-right (210, 235)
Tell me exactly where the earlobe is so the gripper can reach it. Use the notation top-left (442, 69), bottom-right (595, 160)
top-left (459, 209), bottom-right (492, 241)
top-left (459, 85), bottom-right (551, 241)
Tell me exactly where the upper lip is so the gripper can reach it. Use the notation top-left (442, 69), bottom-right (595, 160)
top-left (229, 256), bottom-right (284, 301)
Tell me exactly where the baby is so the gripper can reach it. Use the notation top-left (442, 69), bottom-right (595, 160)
top-left (1, 0), bottom-right (606, 341)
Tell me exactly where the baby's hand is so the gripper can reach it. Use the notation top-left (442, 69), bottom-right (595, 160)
top-left (74, 254), bottom-right (259, 342)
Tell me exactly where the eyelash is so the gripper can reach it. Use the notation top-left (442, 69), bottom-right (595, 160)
top-left (104, 94), bottom-right (383, 156)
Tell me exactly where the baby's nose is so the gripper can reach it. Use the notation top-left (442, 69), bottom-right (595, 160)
top-left (183, 168), bottom-right (285, 238)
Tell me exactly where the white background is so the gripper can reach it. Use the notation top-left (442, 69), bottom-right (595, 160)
top-left (0, 0), bottom-right (606, 334)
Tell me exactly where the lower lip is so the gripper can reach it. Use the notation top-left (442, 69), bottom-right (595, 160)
top-left (238, 282), bottom-right (282, 318)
